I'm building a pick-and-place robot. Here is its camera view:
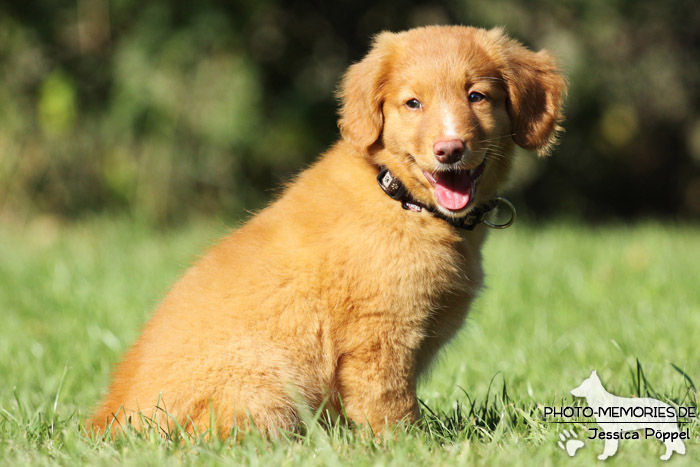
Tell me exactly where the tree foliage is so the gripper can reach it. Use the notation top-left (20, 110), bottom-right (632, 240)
top-left (0, 0), bottom-right (698, 223)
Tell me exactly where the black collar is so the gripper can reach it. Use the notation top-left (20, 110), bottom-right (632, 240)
top-left (376, 167), bottom-right (516, 230)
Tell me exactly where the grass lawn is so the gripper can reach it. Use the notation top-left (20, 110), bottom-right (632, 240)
top-left (1, 216), bottom-right (698, 465)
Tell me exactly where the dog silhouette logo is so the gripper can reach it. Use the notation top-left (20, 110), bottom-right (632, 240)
top-left (569, 370), bottom-right (686, 461)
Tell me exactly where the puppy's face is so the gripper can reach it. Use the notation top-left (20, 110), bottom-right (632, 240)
top-left (380, 39), bottom-right (513, 216)
top-left (339, 26), bottom-right (567, 218)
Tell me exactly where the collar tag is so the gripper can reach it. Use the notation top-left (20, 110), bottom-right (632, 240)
top-left (402, 201), bottom-right (422, 212)
top-left (380, 171), bottom-right (393, 189)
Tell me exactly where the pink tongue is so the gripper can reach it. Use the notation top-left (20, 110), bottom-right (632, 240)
top-left (434, 171), bottom-right (472, 211)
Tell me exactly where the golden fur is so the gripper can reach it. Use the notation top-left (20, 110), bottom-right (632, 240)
top-left (90, 25), bottom-right (566, 436)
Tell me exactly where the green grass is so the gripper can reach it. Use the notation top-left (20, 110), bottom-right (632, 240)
top-left (1, 216), bottom-right (699, 465)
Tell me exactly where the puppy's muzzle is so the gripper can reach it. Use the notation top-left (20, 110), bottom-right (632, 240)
top-left (433, 139), bottom-right (466, 165)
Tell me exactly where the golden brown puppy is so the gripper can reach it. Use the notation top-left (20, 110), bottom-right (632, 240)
top-left (91, 25), bottom-right (566, 436)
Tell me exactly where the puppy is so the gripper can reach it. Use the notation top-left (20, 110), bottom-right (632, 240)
top-left (90, 25), bottom-right (566, 436)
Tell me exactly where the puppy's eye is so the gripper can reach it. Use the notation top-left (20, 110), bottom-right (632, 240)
top-left (405, 98), bottom-right (422, 110)
top-left (468, 91), bottom-right (486, 103)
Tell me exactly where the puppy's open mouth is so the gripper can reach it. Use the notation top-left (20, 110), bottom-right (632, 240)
top-left (422, 159), bottom-right (486, 212)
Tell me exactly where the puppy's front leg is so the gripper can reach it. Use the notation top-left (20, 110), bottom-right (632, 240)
top-left (336, 340), bottom-right (420, 432)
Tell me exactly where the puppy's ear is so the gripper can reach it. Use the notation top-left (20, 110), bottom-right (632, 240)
top-left (337, 32), bottom-right (394, 154)
top-left (494, 30), bottom-right (567, 156)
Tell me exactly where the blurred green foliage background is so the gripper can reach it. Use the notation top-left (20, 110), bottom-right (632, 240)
top-left (1, 0), bottom-right (699, 224)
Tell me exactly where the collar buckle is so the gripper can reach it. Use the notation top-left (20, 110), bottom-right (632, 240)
top-left (377, 168), bottom-right (408, 200)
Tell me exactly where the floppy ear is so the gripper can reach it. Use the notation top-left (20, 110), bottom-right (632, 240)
top-left (495, 31), bottom-right (567, 156)
top-left (337, 32), bottom-right (394, 154)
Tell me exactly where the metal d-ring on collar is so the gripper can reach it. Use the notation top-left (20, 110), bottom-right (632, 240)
top-left (483, 197), bottom-right (516, 229)
top-left (376, 167), bottom-right (516, 231)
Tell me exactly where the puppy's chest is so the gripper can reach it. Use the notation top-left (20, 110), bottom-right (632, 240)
top-left (395, 238), bottom-right (477, 292)
top-left (353, 225), bottom-right (483, 313)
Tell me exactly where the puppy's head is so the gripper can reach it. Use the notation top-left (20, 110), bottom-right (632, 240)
top-left (338, 26), bottom-right (567, 218)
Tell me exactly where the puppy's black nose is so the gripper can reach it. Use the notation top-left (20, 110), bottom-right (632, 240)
top-left (433, 139), bottom-right (465, 164)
